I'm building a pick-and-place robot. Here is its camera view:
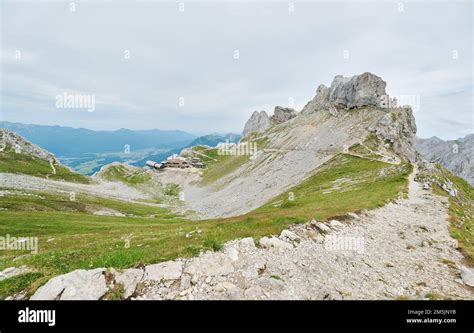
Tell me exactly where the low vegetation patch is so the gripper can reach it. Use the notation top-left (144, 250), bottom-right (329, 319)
top-left (0, 189), bottom-right (175, 218)
top-left (348, 135), bottom-right (389, 161)
top-left (193, 135), bottom-right (269, 186)
top-left (164, 183), bottom-right (181, 197)
top-left (100, 164), bottom-right (151, 185)
top-left (191, 146), bottom-right (249, 185)
top-left (0, 272), bottom-right (44, 299)
top-left (102, 283), bottom-right (125, 300)
top-left (0, 149), bottom-right (90, 184)
top-left (259, 154), bottom-right (410, 219)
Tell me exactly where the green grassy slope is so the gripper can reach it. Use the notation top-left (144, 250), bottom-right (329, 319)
top-left (0, 190), bottom-right (173, 217)
top-left (419, 165), bottom-right (474, 263)
top-left (0, 153), bottom-right (410, 299)
top-left (191, 135), bottom-right (269, 186)
top-left (187, 146), bottom-right (249, 185)
top-left (0, 149), bottom-right (90, 184)
top-left (256, 154), bottom-right (410, 219)
top-left (99, 164), bottom-right (151, 185)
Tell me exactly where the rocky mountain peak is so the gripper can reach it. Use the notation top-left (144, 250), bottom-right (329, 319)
top-left (370, 106), bottom-right (418, 162)
top-left (270, 106), bottom-right (297, 125)
top-left (302, 72), bottom-right (388, 115)
top-left (243, 72), bottom-right (400, 135)
top-left (314, 84), bottom-right (330, 103)
top-left (242, 110), bottom-right (271, 136)
top-left (329, 72), bottom-right (387, 108)
top-left (240, 72), bottom-right (419, 163)
top-left (243, 106), bottom-right (298, 136)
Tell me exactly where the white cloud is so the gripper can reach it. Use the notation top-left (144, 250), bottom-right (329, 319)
top-left (0, 1), bottom-right (472, 139)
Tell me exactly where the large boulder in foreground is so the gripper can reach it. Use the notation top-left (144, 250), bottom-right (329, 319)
top-left (31, 268), bottom-right (107, 300)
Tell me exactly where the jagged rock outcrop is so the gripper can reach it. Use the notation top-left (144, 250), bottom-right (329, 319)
top-left (243, 107), bottom-right (297, 136)
top-left (302, 72), bottom-right (388, 115)
top-left (270, 106), bottom-right (297, 125)
top-left (329, 72), bottom-right (387, 109)
top-left (415, 134), bottom-right (473, 185)
top-left (300, 73), bottom-right (418, 162)
top-left (243, 73), bottom-right (389, 136)
top-left (370, 107), bottom-right (419, 162)
top-left (242, 111), bottom-right (271, 136)
top-left (314, 84), bottom-right (330, 105)
top-left (0, 128), bottom-right (57, 162)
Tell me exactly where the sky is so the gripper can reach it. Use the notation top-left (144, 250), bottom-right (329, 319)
top-left (1, 0), bottom-right (472, 139)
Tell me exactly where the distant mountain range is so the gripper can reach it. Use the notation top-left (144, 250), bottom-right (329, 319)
top-left (416, 134), bottom-right (473, 185)
top-left (0, 121), bottom-right (240, 174)
top-left (0, 121), bottom-right (197, 155)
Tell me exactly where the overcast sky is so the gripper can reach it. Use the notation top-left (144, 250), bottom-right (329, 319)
top-left (1, 1), bottom-right (472, 139)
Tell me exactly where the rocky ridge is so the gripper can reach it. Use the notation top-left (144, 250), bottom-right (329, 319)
top-left (243, 106), bottom-right (298, 136)
top-left (301, 72), bottom-right (388, 114)
top-left (242, 111), bottom-right (272, 136)
top-left (243, 72), bottom-right (392, 138)
top-left (415, 134), bottom-right (473, 186)
top-left (270, 106), bottom-right (297, 125)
